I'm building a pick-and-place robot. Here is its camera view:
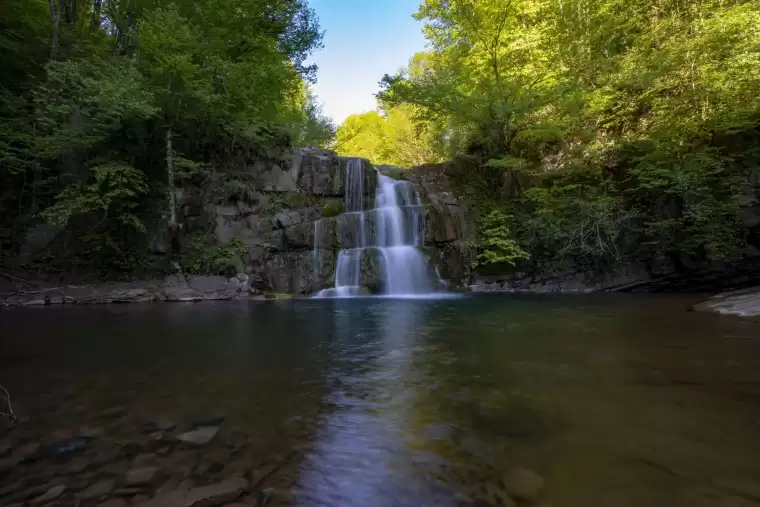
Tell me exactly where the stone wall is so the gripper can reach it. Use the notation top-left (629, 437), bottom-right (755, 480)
top-left (176, 148), bottom-right (376, 295)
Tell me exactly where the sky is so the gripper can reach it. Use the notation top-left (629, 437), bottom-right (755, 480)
top-left (307, 0), bottom-right (428, 125)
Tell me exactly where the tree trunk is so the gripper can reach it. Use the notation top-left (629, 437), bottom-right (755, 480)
top-left (166, 127), bottom-right (177, 231)
top-left (90, 0), bottom-right (102, 29)
top-left (49, 0), bottom-right (62, 60)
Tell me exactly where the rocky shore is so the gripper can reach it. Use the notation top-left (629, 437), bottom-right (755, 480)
top-left (692, 287), bottom-right (760, 319)
top-left (0, 275), bottom-right (257, 307)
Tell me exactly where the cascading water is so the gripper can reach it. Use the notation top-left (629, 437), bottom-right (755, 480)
top-left (314, 159), bottom-right (442, 298)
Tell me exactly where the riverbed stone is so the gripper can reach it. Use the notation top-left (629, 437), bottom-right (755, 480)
top-left (97, 499), bottom-right (128, 507)
top-left (141, 419), bottom-right (176, 433)
top-left (191, 413), bottom-right (226, 428)
top-left (53, 437), bottom-right (89, 457)
top-left (184, 476), bottom-right (249, 507)
top-left (30, 484), bottom-right (65, 504)
top-left (79, 425), bottom-right (105, 439)
top-left (16, 442), bottom-right (41, 461)
top-left (178, 426), bottom-right (219, 446)
top-left (132, 453), bottom-right (158, 467)
top-left (0, 455), bottom-right (21, 472)
top-left (101, 406), bottom-right (128, 419)
top-left (125, 467), bottom-right (161, 486)
top-left (49, 429), bottom-right (73, 442)
top-left (503, 467), bottom-right (544, 502)
top-left (114, 487), bottom-right (144, 496)
top-left (76, 479), bottom-right (116, 501)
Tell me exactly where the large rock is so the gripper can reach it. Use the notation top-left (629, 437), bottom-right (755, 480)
top-left (503, 467), bottom-right (545, 503)
top-left (76, 479), bottom-right (115, 501)
top-left (134, 477), bottom-right (248, 507)
top-left (124, 467), bottom-right (161, 486)
top-left (693, 287), bottom-right (760, 318)
top-left (31, 485), bottom-right (65, 504)
top-left (282, 217), bottom-right (340, 251)
top-left (250, 250), bottom-right (336, 294)
top-left (164, 275), bottom-right (247, 301)
top-left (177, 426), bottom-right (219, 446)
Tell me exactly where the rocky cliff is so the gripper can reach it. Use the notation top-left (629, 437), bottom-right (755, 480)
top-left (174, 148), bottom-right (377, 295)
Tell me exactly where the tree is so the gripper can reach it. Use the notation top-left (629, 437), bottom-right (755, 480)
top-left (377, 0), bottom-right (760, 270)
top-left (0, 0), bottom-right (329, 273)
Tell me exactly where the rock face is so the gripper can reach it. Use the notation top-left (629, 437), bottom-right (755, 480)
top-left (403, 163), bottom-right (473, 286)
top-left (185, 148), bottom-right (376, 296)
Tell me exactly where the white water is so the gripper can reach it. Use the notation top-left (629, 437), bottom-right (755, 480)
top-left (314, 159), bottom-right (443, 298)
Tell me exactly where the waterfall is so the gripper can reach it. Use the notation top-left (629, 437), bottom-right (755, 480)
top-left (314, 159), bottom-right (441, 298)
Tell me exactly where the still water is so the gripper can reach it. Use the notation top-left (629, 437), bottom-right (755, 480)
top-left (1, 294), bottom-right (759, 506)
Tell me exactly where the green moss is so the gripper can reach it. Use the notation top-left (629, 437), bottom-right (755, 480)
top-left (263, 292), bottom-right (293, 300)
top-left (260, 192), bottom-right (310, 216)
top-left (181, 235), bottom-right (248, 277)
top-left (322, 201), bottom-right (345, 217)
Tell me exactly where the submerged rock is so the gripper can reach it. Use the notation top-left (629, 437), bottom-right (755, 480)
top-left (191, 413), bottom-right (225, 428)
top-left (134, 476), bottom-right (248, 507)
top-left (503, 467), bottom-right (545, 503)
top-left (76, 479), bottom-right (116, 501)
top-left (177, 426), bottom-right (219, 446)
top-left (30, 484), bottom-right (65, 504)
top-left (125, 467), bottom-right (161, 486)
top-left (53, 437), bottom-right (89, 457)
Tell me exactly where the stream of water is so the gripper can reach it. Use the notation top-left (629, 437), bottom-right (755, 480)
top-left (1, 295), bottom-right (759, 506)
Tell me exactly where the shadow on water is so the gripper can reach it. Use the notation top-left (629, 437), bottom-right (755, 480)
top-left (1, 294), bottom-right (760, 506)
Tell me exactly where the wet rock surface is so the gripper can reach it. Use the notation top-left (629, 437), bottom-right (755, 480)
top-left (693, 287), bottom-right (760, 318)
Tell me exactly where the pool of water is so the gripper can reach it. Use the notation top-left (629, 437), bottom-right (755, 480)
top-left (1, 294), bottom-right (759, 506)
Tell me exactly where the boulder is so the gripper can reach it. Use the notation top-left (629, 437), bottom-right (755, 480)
top-left (250, 250), bottom-right (336, 294)
top-left (503, 467), bottom-right (545, 503)
top-left (163, 275), bottom-right (245, 301)
top-left (30, 485), bottom-right (65, 504)
top-left (183, 476), bottom-right (248, 507)
top-left (284, 217), bottom-right (339, 251)
top-left (76, 479), bottom-right (116, 501)
top-left (97, 499), bottom-right (129, 507)
top-left (272, 211), bottom-right (303, 229)
top-left (125, 467), bottom-right (161, 486)
top-left (177, 427), bottom-right (219, 446)
top-left (693, 287), bottom-right (760, 318)
top-left (133, 477), bottom-right (248, 507)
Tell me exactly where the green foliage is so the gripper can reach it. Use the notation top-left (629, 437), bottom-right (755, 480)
top-left (42, 163), bottom-right (151, 270)
top-left (0, 0), bottom-right (330, 275)
top-left (473, 209), bottom-right (529, 268)
top-left (377, 0), bottom-right (760, 272)
top-left (260, 192), bottom-right (309, 216)
top-left (334, 106), bottom-right (444, 167)
top-left (322, 201), bottom-right (344, 218)
top-left (182, 235), bottom-right (248, 277)
top-left (518, 182), bottom-right (638, 270)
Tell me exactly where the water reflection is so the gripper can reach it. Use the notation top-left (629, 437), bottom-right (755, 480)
top-left (1, 295), bottom-right (760, 507)
top-left (298, 300), bottom-right (449, 507)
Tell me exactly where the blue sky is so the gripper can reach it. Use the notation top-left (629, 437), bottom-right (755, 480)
top-left (307, 0), bottom-right (427, 124)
